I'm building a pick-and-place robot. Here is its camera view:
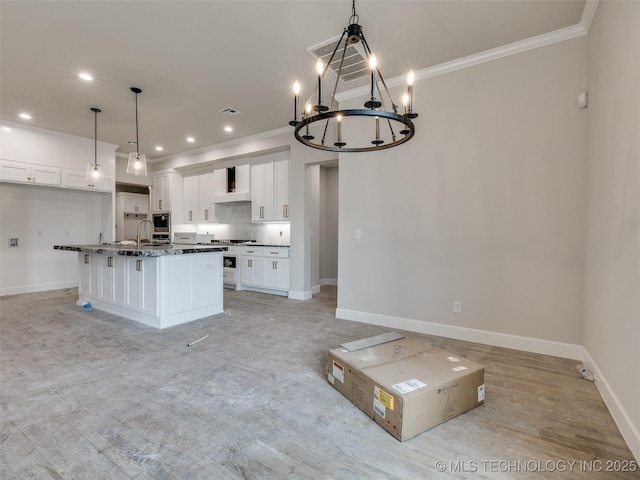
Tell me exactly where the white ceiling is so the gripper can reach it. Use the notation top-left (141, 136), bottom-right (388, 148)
top-left (1, 0), bottom-right (586, 161)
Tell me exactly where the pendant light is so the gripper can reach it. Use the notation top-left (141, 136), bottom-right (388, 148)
top-left (85, 107), bottom-right (103, 186)
top-left (126, 87), bottom-right (147, 176)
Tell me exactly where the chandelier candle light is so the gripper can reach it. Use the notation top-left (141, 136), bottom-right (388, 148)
top-left (126, 87), bottom-right (147, 176)
top-left (290, 0), bottom-right (418, 153)
top-left (86, 107), bottom-right (103, 186)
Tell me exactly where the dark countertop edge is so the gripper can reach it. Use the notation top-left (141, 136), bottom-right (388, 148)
top-left (54, 245), bottom-right (228, 257)
top-left (236, 244), bottom-right (290, 248)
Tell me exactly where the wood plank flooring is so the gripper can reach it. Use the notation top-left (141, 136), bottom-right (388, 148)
top-left (1, 287), bottom-right (638, 479)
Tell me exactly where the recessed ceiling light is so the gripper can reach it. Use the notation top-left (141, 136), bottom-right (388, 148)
top-left (186, 136), bottom-right (195, 143)
top-left (79, 72), bottom-right (93, 81)
top-left (155, 146), bottom-right (163, 151)
top-left (19, 113), bottom-right (32, 120)
top-left (224, 126), bottom-right (233, 132)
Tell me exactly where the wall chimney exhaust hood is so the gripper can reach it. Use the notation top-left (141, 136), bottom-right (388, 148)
top-left (212, 192), bottom-right (251, 203)
top-left (212, 164), bottom-right (251, 203)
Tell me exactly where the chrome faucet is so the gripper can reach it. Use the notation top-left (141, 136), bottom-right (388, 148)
top-left (136, 219), bottom-right (154, 246)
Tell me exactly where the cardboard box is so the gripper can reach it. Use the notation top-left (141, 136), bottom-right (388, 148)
top-left (327, 333), bottom-right (485, 441)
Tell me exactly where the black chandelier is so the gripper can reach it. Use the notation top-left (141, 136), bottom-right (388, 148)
top-left (290, 0), bottom-right (418, 153)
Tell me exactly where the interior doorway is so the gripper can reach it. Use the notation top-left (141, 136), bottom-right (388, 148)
top-left (307, 161), bottom-right (339, 296)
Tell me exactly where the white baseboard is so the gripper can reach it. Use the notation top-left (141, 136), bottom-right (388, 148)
top-left (335, 307), bottom-right (638, 462)
top-left (581, 349), bottom-right (640, 462)
top-left (0, 281), bottom-right (77, 297)
top-left (320, 278), bottom-right (338, 286)
top-left (335, 308), bottom-right (584, 360)
top-left (288, 289), bottom-right (312, 300)
top-left (311, 285), bottom-right (321, 295)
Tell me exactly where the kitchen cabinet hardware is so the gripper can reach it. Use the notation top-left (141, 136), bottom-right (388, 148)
top-left (107, 256), bottom-right (114, 268)
top-left (136, 259), bottom-right (142, 271)
top-left (84, 254), bottom-right (90, 264)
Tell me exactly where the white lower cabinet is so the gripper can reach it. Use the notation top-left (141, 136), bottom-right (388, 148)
top-left (263, 257), bottom-right (290, 290)
top-left (76, 251), bottom-right (223, 328)
top-left (126, 257), bottom-right (159, 316)
top-left (100, 254), bottom-right (126, 305)
top-left (239, 250), bottom-right (264, 287)
top-left (238, 246), bottom-right (289, 295)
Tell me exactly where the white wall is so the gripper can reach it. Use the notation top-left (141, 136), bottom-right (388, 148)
top-left (0, 123), bottom-right (117, 295)
top-left (583, 0), bottom-right (640, 461)
top-left (0, 184), bottom-right (112, 295)
top-left (336, 36), bottom-right (588, 355)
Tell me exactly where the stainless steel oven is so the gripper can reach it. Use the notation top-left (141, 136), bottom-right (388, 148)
top-left (222, 246), bottom-right (237, 288)
top-left (212, 240), bottom-right (254, 288)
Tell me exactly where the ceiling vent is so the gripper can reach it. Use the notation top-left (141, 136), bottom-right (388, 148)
top-left (307, 35), bottom-right (369, 83)
top-left (219, 107), bottom-right (241, 116)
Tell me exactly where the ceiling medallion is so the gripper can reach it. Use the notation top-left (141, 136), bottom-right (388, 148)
top-left (290, 0), bottom-right (418, 153)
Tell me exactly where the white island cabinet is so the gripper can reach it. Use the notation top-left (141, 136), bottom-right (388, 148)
top-left (56, 244), bottom-right (227, 329)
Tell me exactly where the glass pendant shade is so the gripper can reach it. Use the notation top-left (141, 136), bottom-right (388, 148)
top-left (127, 152), bottom-right (147, 176)
top-left (126, 87), bottom-right (147, 176)
top-left (86, 163), bottom-right (104, 185)
top-left (86, 107), bottom-right (103, 186)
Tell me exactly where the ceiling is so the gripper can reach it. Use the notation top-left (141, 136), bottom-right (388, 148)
top-left (1, 0), bottom-right (586, 162)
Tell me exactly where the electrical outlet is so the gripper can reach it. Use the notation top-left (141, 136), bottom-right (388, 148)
top-left (9, 238), bottom-right (18, 247)
top-left (355, 229), bottom-right (362, 240)
top-left (453, 301), bottom-right (462, 314)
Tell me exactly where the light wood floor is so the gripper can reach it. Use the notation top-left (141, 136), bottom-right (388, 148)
top-left (1, 287), bottom-right (638, 479)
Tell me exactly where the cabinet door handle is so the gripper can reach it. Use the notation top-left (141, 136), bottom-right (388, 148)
top-left (159, 199), bottom-right (163, 210)
top-left (248, 259), bottom-right (252, 268)
top-left (136, 259), bottom-right (142, 271)
top-left (188, 210), bottom-right (192, 221)
top-left (286, 204), bottom-right (289, 218)
top-left (204, 209), bottom-right (208, 221)
top-left (107, 256), bottom-right (113, 268)
top-left (273, 261), bottom-right (277, 269)
top-left (260, 206), bottom-right (264, 218)
top-left (83, 254), bottom-right (90, 264)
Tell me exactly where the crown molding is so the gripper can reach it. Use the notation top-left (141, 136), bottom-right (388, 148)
top-left (580, 0), bottom-right (600, 33)
top-left (337, 21), bottom-right (590, 102)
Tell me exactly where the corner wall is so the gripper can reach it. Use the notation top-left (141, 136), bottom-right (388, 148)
top-left (583, 0), bottom-right (640, 460)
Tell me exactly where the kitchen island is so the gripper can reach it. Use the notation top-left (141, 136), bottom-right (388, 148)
top-left (54, 243), bottom-right (228, 329)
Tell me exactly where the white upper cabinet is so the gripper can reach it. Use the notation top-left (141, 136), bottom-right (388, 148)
top-left (251, 157), bottom-right (289, 223)
top-left (152, 172), bottom-right (183, 217)
top-left (117, 192), bottom-right (149, 215)
top-left (183, 172), bottom-right (217, 224)
top-left (0, 160), bottom-right (61, 187)
top-left (62, 169), bottom-right (114, 192)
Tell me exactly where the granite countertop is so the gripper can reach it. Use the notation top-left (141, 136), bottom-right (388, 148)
top-left (54, 243), bottom-right (228, 257)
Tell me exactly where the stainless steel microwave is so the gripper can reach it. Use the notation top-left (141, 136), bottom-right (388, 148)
top-left (152, 213), bottom-right (170, 233)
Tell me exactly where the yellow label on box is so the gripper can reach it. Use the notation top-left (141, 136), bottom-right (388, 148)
top-left (375, 386), bottom-right (395, 411)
